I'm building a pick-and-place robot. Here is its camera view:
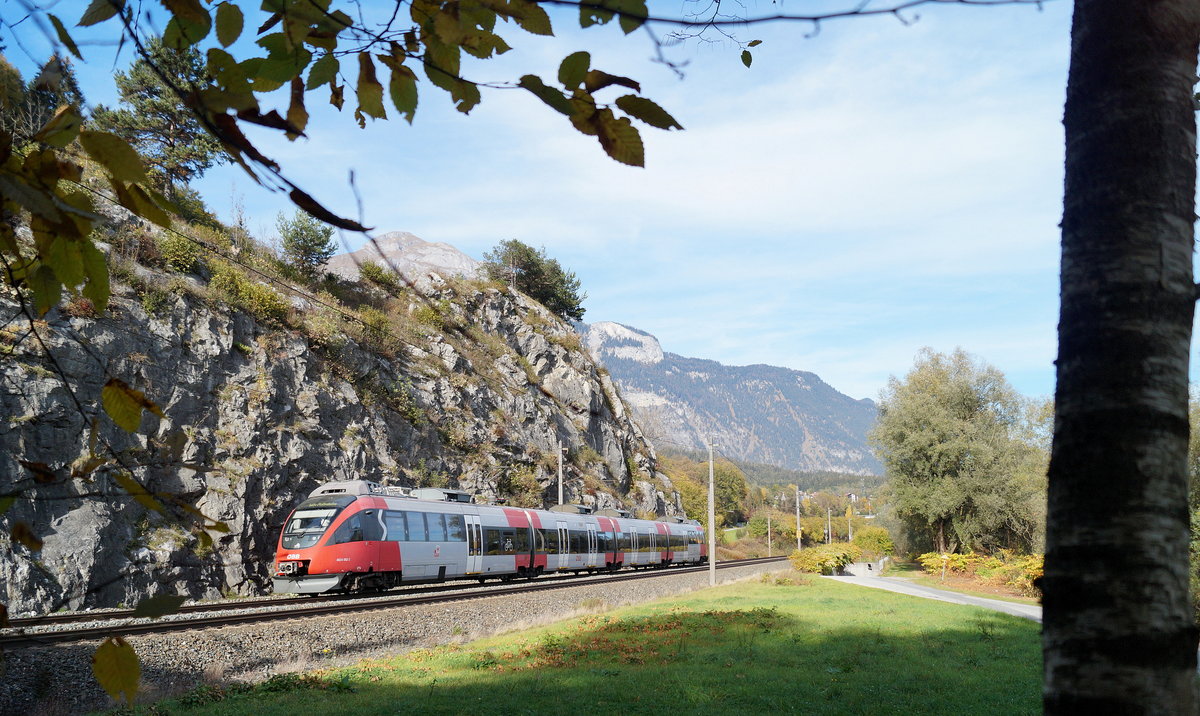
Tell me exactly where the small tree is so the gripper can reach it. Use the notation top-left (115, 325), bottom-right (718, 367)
top-left (481, 239), bottom-right (586, 321)
top-left (277, 210), bottom-right (336, 278)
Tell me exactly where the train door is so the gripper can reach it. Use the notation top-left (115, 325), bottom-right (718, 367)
top-left (556, 521), bottom-right (569, 571)
top-left (586, 524), bottom-right (598, 567)
top-left (465, 515), bottom-right (483, 575)
top-left (631, 528), bottom-right (640, 566)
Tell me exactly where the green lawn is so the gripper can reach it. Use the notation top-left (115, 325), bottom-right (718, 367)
top-left (148, 572), bottom-right (1041, 716)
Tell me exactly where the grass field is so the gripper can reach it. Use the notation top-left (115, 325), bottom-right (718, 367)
top-left (144, 572), bottom-right (1041, 716)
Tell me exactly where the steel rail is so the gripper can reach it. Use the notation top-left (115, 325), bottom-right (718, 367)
top-left (1, 557), bottom-right (787, 649)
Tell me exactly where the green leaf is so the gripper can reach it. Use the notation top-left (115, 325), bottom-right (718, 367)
top-left (28, 263), bottom-right (62, 316)
top-left (616, 0), bottom-right (648, 34)
top-left (388, 65), bottom-right (418, 124)
top-left (510, 0), bottom-right (553, 36)
top-left (741, 50), bottom-right (752, 68)
top-left (215, 2), bottom-right (243, 48)
top-left (132, 594), bottom-right (187, 619)
top-left (80, 240), bottom-right (110, 313)
top-left (615, 94), bottom-right (682, 130)
top-left (102, 377), bottom-right (164, 433)
top-left (32, 105), bottom-right (83, 148)
top-left (580, 1), bottom-right (615, 28)
top-left (79, 131), bottom-right (147, 183)
top-left (287, 77), bottom-right (308, 138)
top-left (48, 14), bottom-right (83, 59)
top-left (558, 51), bottom-right (590, 89)
top-left (46, 236), bottom-right (85, 288)
top-left (92, 636), bottom-right (140, 704)
top-left (747, 39), bottom-right (763, 48)
top-left (518, 75), bottom-right (572, 116)
top-left (0, 494), bottom-right (16, 516)
top-left (597, 113), bottom-right (644, 167)
top-left (356, 53), bottom-right (387, 120)
top-left (79, 0), bottom-right (122, 27)
top-left (306, 53), bottom-right (339, 90)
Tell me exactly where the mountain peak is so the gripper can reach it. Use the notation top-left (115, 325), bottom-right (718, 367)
top-left (584, 321), bottom-right (664, 364)
top-left (326, 231), bottom-right (481, 284)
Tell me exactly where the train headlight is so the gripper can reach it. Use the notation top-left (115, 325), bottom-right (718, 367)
top-left (277, 560), bottom-right (304, 576)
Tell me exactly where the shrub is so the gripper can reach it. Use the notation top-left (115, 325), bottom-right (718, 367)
top-left (209, 261), bottom-right (288, 323)
top-left (158, 233), bottom-right (202, 273)
top-left (304, 308), bottom-right (348, 351)
top-left (789, 543), bottom-right (863, 575)
top-left (852, 526), bottom-right (896, 559)
top-left (357, 306), bottom-right (399, 353)
top-left (63, 296), bottom-right (97, 318)
top-left (359, 259), bottom-right (402, 291)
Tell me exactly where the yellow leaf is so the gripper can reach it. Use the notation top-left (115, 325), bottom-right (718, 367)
top-left (92, 637), bottom-right (140, 704)
top-left (596, 112), bottom-right (644, 167)
top-left (32, 105), bottom-right (82, 147)
top-left (356, 53), bottom-right (386, 120)
top-left (101, 377), bottom-right (164, 432)
top-left (79, 131), bottom-right (147, 183)
top-left (113, 472), bottom-right (165, 513)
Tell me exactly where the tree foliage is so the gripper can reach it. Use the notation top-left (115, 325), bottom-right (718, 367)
top-left (90, 37), bottom-right (224, 192)
top-left (481, 239), bottom-right (587, 321)
top-left (277, 209), bottom-right (336, 278)
top-left (659, 452), bottom-right (750, 528)
top-left (870, 348), bottom-right (1046, 554)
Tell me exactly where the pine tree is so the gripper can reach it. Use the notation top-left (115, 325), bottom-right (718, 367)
top-left (277, 210), bottom-right (336, 279)
top-left (90, 38), bottom-right (223, 192)
top-left (481, 239), bottom-right (586, 321)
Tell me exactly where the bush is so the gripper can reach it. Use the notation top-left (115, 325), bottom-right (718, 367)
top-left (789, 543), bottom-right (863, 575)
top-left (209, 261), bottom-right (289, 323)
top-left (852, 526), bottom-right (896, 559)
top-left (158, 233), bottom-right (202, 273)
top-left (917, 550), bottom-right (1044, 598)
top-left (359, 259), bottom-right (402, 291)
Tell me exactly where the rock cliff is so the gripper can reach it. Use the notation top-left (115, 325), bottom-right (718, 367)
top-left (1, 271), bottom-right (676, 616)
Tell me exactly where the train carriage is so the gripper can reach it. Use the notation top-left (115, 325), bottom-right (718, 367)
top-left (273, 480), bottom-right (706, 595)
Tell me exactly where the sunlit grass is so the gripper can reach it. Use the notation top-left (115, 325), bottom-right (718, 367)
top-left (151, 572), bottom-right (1041, 716)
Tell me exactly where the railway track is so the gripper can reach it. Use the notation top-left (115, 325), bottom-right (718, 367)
top-left (1, 556), bottom-right (787, 649)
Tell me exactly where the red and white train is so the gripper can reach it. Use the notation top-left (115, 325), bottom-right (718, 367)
top-left (273, 480), bottom-right (707, 594)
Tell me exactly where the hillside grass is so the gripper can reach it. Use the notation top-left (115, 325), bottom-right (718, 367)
top-left (147, 572), bottom-right (1041, 716)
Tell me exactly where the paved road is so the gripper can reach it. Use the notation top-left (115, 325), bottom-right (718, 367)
top-left (822, 573), bottom-right (1043, 622)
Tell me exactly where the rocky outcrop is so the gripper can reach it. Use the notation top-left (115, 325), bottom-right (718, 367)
top-left (0, 277), bottom-right (678, 616)
top-left (581, 321), bottom-right (881, 475)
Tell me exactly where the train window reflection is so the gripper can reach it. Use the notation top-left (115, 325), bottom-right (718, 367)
top-left (281, 509), bottom-right (336, 549)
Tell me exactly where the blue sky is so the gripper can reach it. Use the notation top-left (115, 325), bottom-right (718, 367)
top-left (4, 1), bottom-right (1073, 401)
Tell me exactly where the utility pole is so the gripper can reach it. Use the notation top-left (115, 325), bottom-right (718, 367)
top-left (708, 436), bottom-right (716, 587)
top-left (557, 441), bottom-right (564, 505)
top-left (826, 507), bottom-right (832, 544)
top-left (767, 514), bottom-right (772, 557)
top-left (795, 486), bottom-right (802, 552)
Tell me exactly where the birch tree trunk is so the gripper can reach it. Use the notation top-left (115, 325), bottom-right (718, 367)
top-left (1045, 1), bottom-right (1200, 711)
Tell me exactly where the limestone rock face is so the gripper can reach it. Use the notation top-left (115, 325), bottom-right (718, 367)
top-left (325, 231), bottom-right (481, 286)
top-left (0, 280), bottom-right (676, 615)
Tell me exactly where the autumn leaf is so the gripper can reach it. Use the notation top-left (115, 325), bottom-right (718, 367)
top-left (101, 377), bottom-right (164, 432)
top-left (132, 594), bottom-right (187, 618)
top-left (93, 636), bottom-right (140, 704)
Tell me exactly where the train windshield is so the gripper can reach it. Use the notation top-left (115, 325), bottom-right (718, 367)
top-left (282, 509), bottom-right (338, 549)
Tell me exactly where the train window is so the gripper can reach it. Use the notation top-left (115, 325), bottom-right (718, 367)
top-left (485, 527), bottom-right (503, 555)
top-left (384, 511), bottom-right (407, 541)
top-left (360, 510), bottom-right (383, 541)
top-left (513, 528), bottom-right (530, 553)
top-left (281, 508), bottom-right (337, 549)
top-left (541, 528), bottom-right (558, 554)
top-left (617, 532), bottom-right (629, 551)
top-left (427, 513), bottom-right (448, 542)
top-left (405, 512), bottom-right (428, 541)
top-left (534, 528), bottom-right (545, 552)
top-left (446, 515), bottom-right (467, 542)
top-left (569, 530), bottom-right (584, 553)
top-left (331, 514), bottom-right (364, 544)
